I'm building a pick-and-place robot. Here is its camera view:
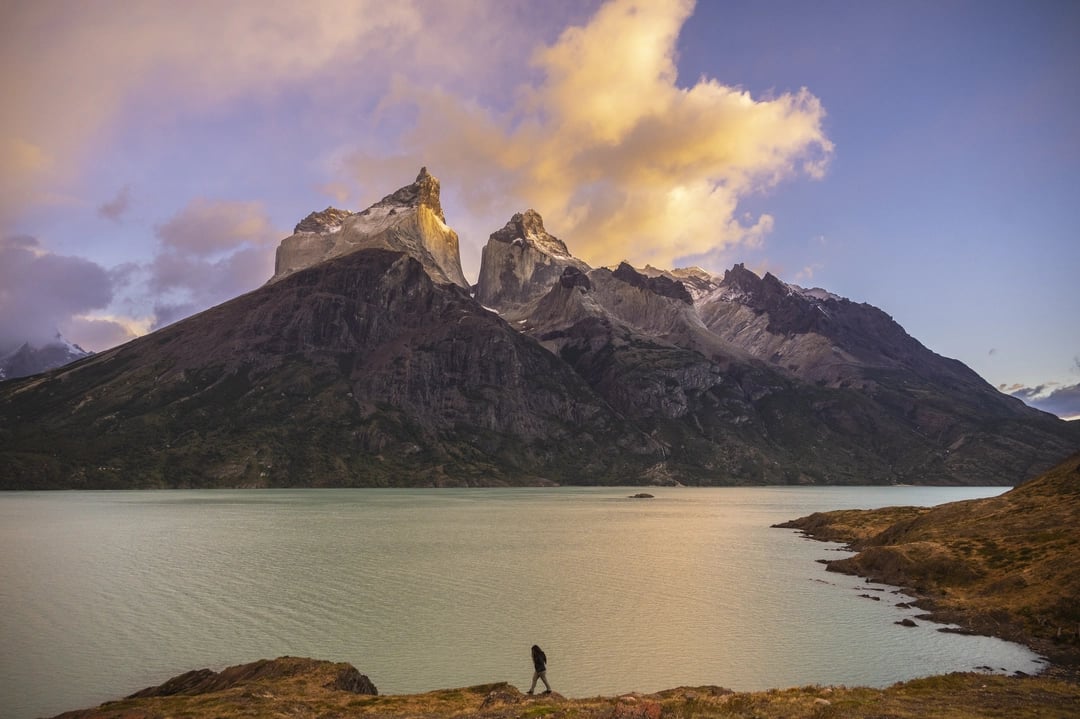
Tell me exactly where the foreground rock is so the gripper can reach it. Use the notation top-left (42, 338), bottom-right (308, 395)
top-left (776, 451), bottom-right (1080, 665)
top-left (51, 657), bottom-right (1080, 719)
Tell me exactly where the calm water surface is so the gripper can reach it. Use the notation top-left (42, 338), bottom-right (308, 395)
top-left (0, 486), bottom-right (1043, 719)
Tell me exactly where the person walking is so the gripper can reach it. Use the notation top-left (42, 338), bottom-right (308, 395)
top-left (527, 644), bottom-right (551, 694)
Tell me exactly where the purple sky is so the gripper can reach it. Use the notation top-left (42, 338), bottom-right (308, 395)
top-left (2, 0), bottom-right (1078, 419)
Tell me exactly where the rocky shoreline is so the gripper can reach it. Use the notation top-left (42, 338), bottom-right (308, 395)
top-left (774, 452), bottom-right (1080, 668)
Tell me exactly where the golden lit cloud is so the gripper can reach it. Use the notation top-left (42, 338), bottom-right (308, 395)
top-left (356, 0), bottom-right (833, 270)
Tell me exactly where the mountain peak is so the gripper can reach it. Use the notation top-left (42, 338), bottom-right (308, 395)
top-left (476, 210), bottom-right (590, 311)
top-left (371, 166), bottom-right (445, 223)
top-left (488, 209), bottom-right (573, 259)
top-left (0, 334), bottom-right (91, 381)
top-left (272, 168), bottom-right (467, 288)
top-left (719, 263), bottom-right (762, 293)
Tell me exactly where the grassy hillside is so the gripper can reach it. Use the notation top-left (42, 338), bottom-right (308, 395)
top-left (777, 451), bottom-right (1080, 664)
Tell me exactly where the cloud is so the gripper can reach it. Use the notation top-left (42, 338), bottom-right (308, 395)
top-left (155, 198), bottom-right (276, 258)
top-left (146, 199), bottom-right (279, 328)
top-left (0, 0), bottom-right (427, 227)
top-left (61, 315), bottom-right (142, 352)
top-left (0, 235), bottom-right (114, 353)
top-left (97, 186), bottom-right (132, 222)
top-left (795, 263), bottom-right (825, 282)
top-left (1, 1), bottom-right (591, 229)
top-left (348, 0), bottom-right (832, 270)
top-left (1007, 382), bottom-right (1080, 421)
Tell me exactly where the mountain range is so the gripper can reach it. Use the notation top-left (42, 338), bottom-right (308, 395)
top-left (1, 168), bottom-right (1076, 488)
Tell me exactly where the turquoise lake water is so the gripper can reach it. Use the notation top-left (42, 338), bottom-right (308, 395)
top-left (0, 486), bottom-right (1044, 719)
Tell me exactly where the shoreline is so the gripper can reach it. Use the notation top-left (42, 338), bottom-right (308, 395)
top-left (772, 455), bottom-right (1080, 670)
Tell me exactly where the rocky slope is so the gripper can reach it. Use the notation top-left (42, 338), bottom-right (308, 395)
top-left (1, 169), bottom-right (1077, 488)
top-left (49, 656), bottom-right (1080, 719)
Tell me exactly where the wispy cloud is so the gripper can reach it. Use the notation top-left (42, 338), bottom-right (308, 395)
top-left (97, 185), bottom-right (132, 222)
top-left (147, 199), bottom-right (280, 328)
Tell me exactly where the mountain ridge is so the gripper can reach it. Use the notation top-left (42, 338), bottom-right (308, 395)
top-left (1, 168), bottom-right (1076, 488)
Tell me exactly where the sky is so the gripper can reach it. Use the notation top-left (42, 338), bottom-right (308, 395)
top-left (1, 0), bottom-right (1078, 419)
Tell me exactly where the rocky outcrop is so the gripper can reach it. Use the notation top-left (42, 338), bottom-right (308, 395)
top-left (272, 168), bottom-right (468, 288)
top-left (294, 206), bottom-right (352, 234)
top-left (475, 209), bottom-right (590, 311)
top-left (126, 657), bottom-right (369, 698)
top-left (326, 666), bottom-right (379, 695)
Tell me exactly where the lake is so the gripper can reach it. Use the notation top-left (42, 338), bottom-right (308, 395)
top-left (0, 486), bottom-right (1044, 719)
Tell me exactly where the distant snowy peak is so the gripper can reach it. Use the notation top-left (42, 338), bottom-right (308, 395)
top-left (786, 283), bottom-right (842, 304)
top-left (0, 334), bottom-right (91, 381)
top-left (640, 264), bottom-right (719, 301)
top-left (703, 263), bottom-right (845, 306)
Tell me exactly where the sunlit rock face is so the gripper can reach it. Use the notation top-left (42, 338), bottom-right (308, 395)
top-left (475, 209), bottom-right (590, 311)
top-left (271, 168), bottom-right (468, 288)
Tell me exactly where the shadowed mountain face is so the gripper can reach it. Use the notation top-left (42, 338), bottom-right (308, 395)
top-left (0, 249), bottom-right (658, 488)
top-left (1, 172), bottom-right (1077, 488)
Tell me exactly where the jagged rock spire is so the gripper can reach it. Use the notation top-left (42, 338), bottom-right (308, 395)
top-left (476, 209), bottom-right (590, 311)
top-left (371, 166), bottom-right (445, 223)
top-left (271, 167), bottom-right (466, 288)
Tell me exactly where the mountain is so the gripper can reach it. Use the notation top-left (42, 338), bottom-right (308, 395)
top-left (271, 167), bottom-right (468, 288)
top-left (0, 335), bottom-right (90, 381)
top-left (1, 169), bottom-right (1077, 488)
top-left (474, 209), bottom-right (589, 310)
